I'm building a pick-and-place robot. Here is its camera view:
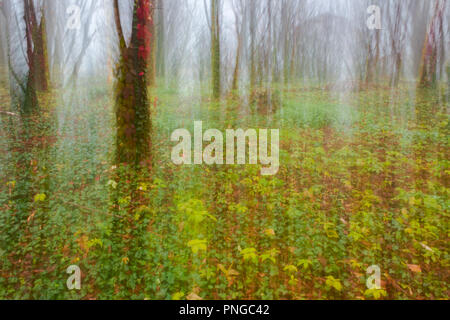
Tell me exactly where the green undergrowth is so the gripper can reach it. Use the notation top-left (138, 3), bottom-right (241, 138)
top-left (0, 83), bottom-right (448, 300)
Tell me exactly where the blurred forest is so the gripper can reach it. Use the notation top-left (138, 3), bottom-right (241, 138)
top-left (0, 0), bottom-right (448, 300)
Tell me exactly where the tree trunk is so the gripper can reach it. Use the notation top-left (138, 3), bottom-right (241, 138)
top-left (22, 0), bottom-right (39, 114)
top-left (418, 0), bottom-right (445, 88)
top-left (0, 16), bottom-right (7, 88)
top-left (114, 0), bottom-right (153, 168)
top-left (211, 0), bottom-right (221, 100)
top-left (33, 15), bottom-right (49, 92)
top-left (248, 0), bottom-right (256, 103)
top-left (156, 0), bottom-right (165, 79)
top-left (147, 1), bottom-right (156, 87)
top-left (232, 32), bottom-right (241, 91)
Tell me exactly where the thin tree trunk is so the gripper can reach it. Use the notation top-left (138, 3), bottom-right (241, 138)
top-left (249, 1), bottom-right (256, 103)
top-left (156, 0), bottom-right (165, 78)
top-left (147, 1), bottom-right (156, 87)
top-left (211, 0), bottom-right (221, 99)
top-left (232, 28), bottom-right (241, 91)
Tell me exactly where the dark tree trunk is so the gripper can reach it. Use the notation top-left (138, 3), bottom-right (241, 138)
top-left (33, 15), bottom-right (49, 92)
top-left (23, 0), bottom-right (39, 114)
top-left (114, 0), bottom-right (153, 168)
top-left (22, 0), bottom-right (50, 114)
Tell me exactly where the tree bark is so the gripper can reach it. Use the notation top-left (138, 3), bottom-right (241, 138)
top-left (114, 0), bottom-right (153, 168)
top-left (24, 0), bottom-right (49, 94)
top-left (418, 0), bottom-right (445, 88)
top-left (156, 0), bottom-right (165, 79)
top-left (232, 37), bottom-right (241, 91)
top-left (22, 0), bottom-right (39, 114)
top-left (147, 1), bottom-right (156, 87)
top-left (211, 0), bottom-right (221, 100)
top-left (248, 0), bottom-right (256, 102)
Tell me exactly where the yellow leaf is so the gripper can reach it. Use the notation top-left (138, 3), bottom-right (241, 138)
top-left (172, 292), bottom-right (184, 300)
top-left (187, 239), bottom-right (207, 254)
top-left (6, 181), bottom-right (16, 188)
top-left (34, 193), bottom-right (46, 202)
top-left (284, 264), bottom-right (298, 274)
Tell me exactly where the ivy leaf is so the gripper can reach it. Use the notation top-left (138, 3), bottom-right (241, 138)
top-left (107, 180), bottom-right (118, 189)
top-left (365, 288), bottom-right (387, 299)
top-left (260, 248), bottom-right (279, 264)
top-left (187, 239), bottom-right (207, 254)
top-left (34, 193), bottom-right (46, 202)
top-left (284, 265), bottom-right (298, 274)
top-left (297, 259), bottom-right (313, 270)
top-left (172, 292), bottom-right (184, 300)
top-left (326, 276), bottom-right (342, 292)
top-left (240, 248), bottom-right (258, 263)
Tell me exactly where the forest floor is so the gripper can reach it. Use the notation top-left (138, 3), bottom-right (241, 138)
top-left (0, 83), bottom-right (448, 299)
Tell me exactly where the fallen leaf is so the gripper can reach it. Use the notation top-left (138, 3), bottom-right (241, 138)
top-left (186, 292), bottom-right (203, 300)
top-left (407, 264), bottom-right (421, 273)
